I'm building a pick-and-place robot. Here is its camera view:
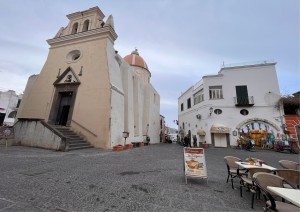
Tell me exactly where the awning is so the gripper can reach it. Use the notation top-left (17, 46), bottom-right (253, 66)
top-left (197, 128), bottom-right (206, 136)
top-left (210, 123), bottom-right (230, 134)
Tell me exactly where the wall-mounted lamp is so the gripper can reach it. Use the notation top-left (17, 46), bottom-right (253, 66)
top-left (209, 107), bottom-right (213, 116)
top-left (79, 66), bottom-right (83, 76)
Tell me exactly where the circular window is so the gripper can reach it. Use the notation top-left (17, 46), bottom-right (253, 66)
top-left (214, 109), bottom-right (222, 115)
top-left (66, 50), bottom-right (81, 63)
top-left (240, 109), bottom-right (249, 116)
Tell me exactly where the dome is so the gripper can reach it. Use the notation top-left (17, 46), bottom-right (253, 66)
top-left (124, 49), bottom-right (149, 70)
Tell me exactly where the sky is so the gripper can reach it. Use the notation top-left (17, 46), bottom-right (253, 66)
top-left (0, 0), bottom-right (299, 129)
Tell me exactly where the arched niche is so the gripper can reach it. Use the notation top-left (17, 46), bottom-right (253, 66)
top-left (71, 22), bottom-right (79, 34)
top-left (82, 20), bottom-right (89, 32)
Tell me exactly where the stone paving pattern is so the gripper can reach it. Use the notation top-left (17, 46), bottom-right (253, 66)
top-left (0, 143), bottom-right (299, 211)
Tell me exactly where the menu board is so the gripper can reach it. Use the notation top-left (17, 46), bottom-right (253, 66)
top-left (183, 147), bottom-right (208, 183)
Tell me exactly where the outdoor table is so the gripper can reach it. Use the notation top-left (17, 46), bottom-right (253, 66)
top-left (235, 161), bottom-right (276, 171)
top-left (267, 186), bottom-right (300, 207)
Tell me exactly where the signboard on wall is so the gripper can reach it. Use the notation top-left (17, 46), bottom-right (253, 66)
top-left (183, 147), bottom-right (208, 184)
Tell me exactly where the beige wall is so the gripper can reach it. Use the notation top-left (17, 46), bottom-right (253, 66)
top-left (18, 36), bottom-right (113, 148)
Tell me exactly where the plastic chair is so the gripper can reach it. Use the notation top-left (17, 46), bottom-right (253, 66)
top-left (253, 172), bottom-right (298, 212)
top-left (224, 156), bottom-right (247, 189)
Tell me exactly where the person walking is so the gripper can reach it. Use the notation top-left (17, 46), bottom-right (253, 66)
top-left (193, 135), bottom-right (197, 147)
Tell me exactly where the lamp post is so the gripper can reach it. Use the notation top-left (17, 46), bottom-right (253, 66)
top-left (122, 131), bottom-right (129, 145)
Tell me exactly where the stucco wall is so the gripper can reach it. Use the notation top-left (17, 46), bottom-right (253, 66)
top-left (14, 120), bottom-right (64, 150)
top-left (178, 63), bottom-right (283, 146)
top-left (107, 41), bottom-right (125, 148)
top-left (146, 84), bottom-right (161, 144)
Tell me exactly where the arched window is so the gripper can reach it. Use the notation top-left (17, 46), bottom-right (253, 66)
top-left (82, 20), bottom-right (89, 32)
top-left (71, 23), bottom-right (78, 34)
top-left (8, 111), bottom-right (17, 118)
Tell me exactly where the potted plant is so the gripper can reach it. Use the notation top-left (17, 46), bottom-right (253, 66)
top-left (202, 141), bottom-right (209, 148)
top-left (248, 157), bottom-right (255, 165)
top-left (124, 143), bottom-right (133, 150)
top-left (113, 145), bottom-right (124, 151)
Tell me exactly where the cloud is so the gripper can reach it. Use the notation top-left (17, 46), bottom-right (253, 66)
top-left (0, 0), bottom-right (299, 128)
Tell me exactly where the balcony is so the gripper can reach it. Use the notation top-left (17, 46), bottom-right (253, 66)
top-left (234, 96), bottom-right (254, 106)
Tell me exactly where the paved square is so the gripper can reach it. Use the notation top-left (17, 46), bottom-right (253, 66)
top-left (0, 143), bottom-right (299, 211)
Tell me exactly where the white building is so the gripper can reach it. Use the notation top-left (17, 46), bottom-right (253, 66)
top-left (0, 90), bottom-right (22, 126)
top-left (178, 61), bottom-right (284, 147)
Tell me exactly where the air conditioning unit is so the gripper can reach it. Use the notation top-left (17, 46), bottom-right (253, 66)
top-left (196, 114), bottom-right (201, 119)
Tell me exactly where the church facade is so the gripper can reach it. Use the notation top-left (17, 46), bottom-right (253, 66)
top-left (15, 6), bottom-right (160, 150)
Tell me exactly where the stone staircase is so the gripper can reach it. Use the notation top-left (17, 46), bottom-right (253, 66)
top-left (53, 126), bottom-right (93, 151)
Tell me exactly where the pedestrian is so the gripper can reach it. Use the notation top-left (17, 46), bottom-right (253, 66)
top-left (184, 135), bottom-right (188, 147)
top-left (187, 135), bottom-right (191, 147)
top-left (193, 135), bottom-right (197, 147)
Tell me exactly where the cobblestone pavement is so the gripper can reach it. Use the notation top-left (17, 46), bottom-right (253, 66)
top-left (0, 143), bottom-right (299, 212)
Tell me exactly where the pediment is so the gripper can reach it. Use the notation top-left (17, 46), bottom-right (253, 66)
top-left (54, 67), bottom-right (80, 85)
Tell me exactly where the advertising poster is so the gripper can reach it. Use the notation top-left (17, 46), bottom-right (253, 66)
top-left (184, 147), bottom-right (207, 180)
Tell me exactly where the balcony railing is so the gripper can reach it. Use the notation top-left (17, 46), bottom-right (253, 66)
top-left (234, 96), bottom-right (254, 106)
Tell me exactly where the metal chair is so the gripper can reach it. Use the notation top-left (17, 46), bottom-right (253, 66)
top-left (253, 172), bottom-right (298, 212)
top-left (239, 168), bottom-right (271, 209)
top-left (224, 156), bottom-right (247, 189)
top-left (278, 160), bottom-right (299, 170)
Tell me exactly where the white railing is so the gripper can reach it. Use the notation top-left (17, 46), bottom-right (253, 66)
top-left (221, 60), bottom-right (275, 69)
top-left (234, 96), bottom-right (254, 105)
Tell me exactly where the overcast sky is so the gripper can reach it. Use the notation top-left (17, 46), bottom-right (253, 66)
top-left (0, 0), bottom-right (299, 128)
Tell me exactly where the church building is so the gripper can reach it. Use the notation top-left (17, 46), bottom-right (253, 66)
top-left (15, 6), bottom-right (160, 150)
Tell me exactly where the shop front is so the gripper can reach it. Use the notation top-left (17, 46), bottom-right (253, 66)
top-left (210, 123), bottom-right (230, 147)
top-left (236, 118), bottom-right (286, 150)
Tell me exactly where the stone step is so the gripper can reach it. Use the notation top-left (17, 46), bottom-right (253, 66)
top-left (68, 145), bottom-right (93, 151)
top-left (69, 142), bottom-right (92, 148)
top-left (51, 125), bottom-right (93, 151)
top-left (69, 139), bottom-right (87, 144)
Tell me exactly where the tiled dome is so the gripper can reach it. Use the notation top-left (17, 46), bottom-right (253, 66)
top-left (124, 49), bottom-right (149, 70)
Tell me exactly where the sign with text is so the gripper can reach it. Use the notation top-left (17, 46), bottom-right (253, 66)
top-left (183, 147), bottom-right (208, 181)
